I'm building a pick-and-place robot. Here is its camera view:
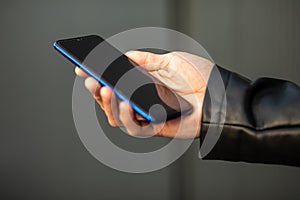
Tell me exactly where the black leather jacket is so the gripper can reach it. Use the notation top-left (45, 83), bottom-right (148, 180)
top-left (200, 66), bottom-right (300, 167)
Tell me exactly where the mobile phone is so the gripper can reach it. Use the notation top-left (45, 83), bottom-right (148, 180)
top-left (54, 35), bottom-right (193, 123)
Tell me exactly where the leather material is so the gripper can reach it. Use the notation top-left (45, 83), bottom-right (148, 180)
top-left (200, 65), bottom-right (300, 166)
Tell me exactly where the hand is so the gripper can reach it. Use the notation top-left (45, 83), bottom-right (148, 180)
top-left (75, 51), bottom-right (214, 138)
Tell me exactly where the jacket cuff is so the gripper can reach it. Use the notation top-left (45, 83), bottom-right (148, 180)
top-left (199, 65), bottom-right (230, 158)
top-left (199, 65), bottom-right (250, 161)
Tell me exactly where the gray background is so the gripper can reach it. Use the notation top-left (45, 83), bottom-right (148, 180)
top-left (0, 0), bottom-right (299, 199)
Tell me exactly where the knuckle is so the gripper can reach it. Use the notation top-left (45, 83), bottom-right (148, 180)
top-left (108, 119), bottom-right (117, 127)
top-left (127, 129), bottom-right (139, 137)
top-left (145, 53), bottom-right (155, 64)
top-left (168, 52), bottom-right (177, 57)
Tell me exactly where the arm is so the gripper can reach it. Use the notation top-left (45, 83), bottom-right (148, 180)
top-left (201, 66), bottom-right (300, 166)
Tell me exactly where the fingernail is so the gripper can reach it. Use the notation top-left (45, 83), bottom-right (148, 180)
top-left (125, 50), bottom-right (136, 56)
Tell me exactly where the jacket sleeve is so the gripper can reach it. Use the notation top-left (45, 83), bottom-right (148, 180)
top-left (200, 65), bottom-right (300, 166)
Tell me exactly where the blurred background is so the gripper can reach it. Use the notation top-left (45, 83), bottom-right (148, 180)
top-left (0, 0), bottom-right (300, 199)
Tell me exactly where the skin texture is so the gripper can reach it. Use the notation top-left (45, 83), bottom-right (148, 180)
top-left (75, 51), bottom-right (214, 139)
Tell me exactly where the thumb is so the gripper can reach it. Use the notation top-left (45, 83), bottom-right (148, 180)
top-left (125, 50), bottom-right (167, 72)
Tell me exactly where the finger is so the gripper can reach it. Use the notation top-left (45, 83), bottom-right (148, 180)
top-left (111, 93), bottom-right (122, 126)
top-left (84, 77), bottom-right (100, 95)
top-left (93, 84), bottom-right (104, 109)
top-left (119, 102), bottom-right (141, 136)
top-left (75, 67), bottom-right (89, 78)
top-left (119, 102), bottom-right (155, 136)
top-left (125, 51), bottom-right (169, 72)
top-left (134, 113), bottom-right (148, 122)
top-left (134, 113), bottom-right (149, 127)
top-left (84, 77), bottom-right (105, 109)
top-left (101, 87), bottom-right (119, 127)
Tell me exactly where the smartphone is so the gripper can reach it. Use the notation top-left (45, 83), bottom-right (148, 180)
top-left (54, 35), bottom-right (193, 123)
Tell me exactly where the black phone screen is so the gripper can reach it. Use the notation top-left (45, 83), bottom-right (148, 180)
top-left (55, 35), bottom-right (192, 122)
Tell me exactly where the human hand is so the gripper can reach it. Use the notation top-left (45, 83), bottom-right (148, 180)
top-left (75, 51), bottom-right (214, 138)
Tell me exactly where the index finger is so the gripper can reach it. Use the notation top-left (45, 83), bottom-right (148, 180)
top-left (75, 67), bottom-right (89, 78)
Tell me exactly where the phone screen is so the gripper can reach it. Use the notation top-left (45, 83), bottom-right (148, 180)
top-left (54, 35), bottom-right (193, 123)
